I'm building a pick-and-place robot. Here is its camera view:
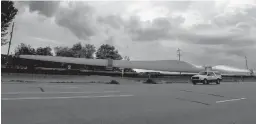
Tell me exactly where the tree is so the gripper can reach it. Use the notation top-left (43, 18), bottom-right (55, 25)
top-left (124, 56), bottom-right (130, 61)
top-left (1, 1), bottom-right (18, 46)
top-left (72, 43), bottom-right (96, 59)
top-left (96, 44), bottom-right (122, 60)
top-left (123, 56), bottom-right (134, 72)
top-left (55, 43), bottom-right (96, 59)
top-left (81, 44), bottom-right (96, 59)
top-left (36, 46), bottom-right (53, 56)
top-left (15, 43), bottom-right (36, 55)
top-left (54, 46), bottom-right (75, 57)
top-left (71, 42), bottom-right (82, 58)
top-left (249, 69), bottom-right (254, 76)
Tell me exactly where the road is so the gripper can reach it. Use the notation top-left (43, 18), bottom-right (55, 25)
top-left (2, 82), bottom-right (256, 124)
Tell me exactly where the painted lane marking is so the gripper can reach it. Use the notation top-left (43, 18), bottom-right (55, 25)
top-left (41, 85), bottom-right (80, 88)
top-left (180, 90), bottom-right (226, 98)
top-left (216, 98), bottom-right (247, 103)
top-left (2, 91), bottom-right (120, 95)
top-left (2, 94), bottom-right (134, 101)
top-left (175, 97), bottom-right (210, 106)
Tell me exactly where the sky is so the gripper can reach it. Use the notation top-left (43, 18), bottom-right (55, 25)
top-left (1, 0), bottom-right (256, 70)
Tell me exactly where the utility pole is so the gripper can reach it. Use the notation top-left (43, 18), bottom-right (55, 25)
top-left (7, 22), bottom-right (15, 56)
top-left (6, 22), bottom-right (15, 67)
top-left (177, 48), bottom-right (181, 61)
top-left (245, 56), bottom-right (248, 70)
top-left (177, 48), bottom-right (182, 74)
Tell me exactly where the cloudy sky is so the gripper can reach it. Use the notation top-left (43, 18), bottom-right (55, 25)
top-left (2, 0), bottom-right (256, 69)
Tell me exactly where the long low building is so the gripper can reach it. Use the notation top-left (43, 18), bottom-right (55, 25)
top-left (17, 55), bottom-right (254, 76)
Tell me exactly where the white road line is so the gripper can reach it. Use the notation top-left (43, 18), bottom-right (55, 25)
top-left (2, 91), bottom-right (120, 95)
top-left (1, 94), bottom-right (134, 101)
top-left (216, 98), bottom-right (247, 103)
top-left (41, 86), bottom-right (79, 88)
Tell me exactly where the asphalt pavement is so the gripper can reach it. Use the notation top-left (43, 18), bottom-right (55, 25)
top-left (2, 82), bottom-right (256, 124)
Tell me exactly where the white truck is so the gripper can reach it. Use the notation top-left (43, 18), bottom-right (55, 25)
top-left (191, 71), bottom-right (222, 85)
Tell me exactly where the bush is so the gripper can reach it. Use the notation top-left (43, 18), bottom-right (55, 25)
top-left (106, 80), bottom-right (120, 84)
top-left (143, 79), bottom-right (157, 84)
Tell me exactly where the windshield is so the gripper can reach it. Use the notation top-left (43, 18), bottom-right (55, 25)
top-left (199, 71), bottom-right (207, 75)
top-left (215, 72), bottom-right (221, 75)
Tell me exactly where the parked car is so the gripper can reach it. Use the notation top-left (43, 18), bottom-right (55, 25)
top-left (191, 71), bottom-right (222, 85)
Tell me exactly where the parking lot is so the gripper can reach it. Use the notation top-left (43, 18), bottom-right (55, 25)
top-left (2, 81), bottom-right (256, 124)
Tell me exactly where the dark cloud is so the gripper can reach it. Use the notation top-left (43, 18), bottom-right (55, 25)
top-left (54, 2), bottom-right (97, 40)
top-left (21, 1), bottom-right (98, 40)
top-left (127, 16), bottom-right (184, 41)
top-left (24, 1), bottom-right (60, 17)
top-left (123, 5), bottom-right (255, 46)
top-left (128, 17), bottom-right (255, 47)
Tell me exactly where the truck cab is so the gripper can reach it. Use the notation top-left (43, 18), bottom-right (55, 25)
top-left (191, 71), bottom-right (222, 85)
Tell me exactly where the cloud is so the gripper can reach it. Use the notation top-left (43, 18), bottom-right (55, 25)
top-left (201, 45), bottom-right (256, 69)
top-left (7, 1), bottom-right (256, 70)
top-left (126, 19), bottom-right (255, 48)
top-left (97, 15), bottom-right (124, 29)
top-left (245, 5), bottom-right (256, 18)
top-left (178, 31), bottom-right (255, 47)
top-left (152, 1), bottom-right (192, 12)
top-left (54, 2), bottom-right (98, 40)
top-left (127, 16), bottom-right (185, 41)
top-left (31, 37), bottom-right (62, 45)
top-left (213, 4), bottom-right (256, 28)
top-left (22, 1), bottom-right (60, 17)
top-left (18, 1), bottom-right (99, 40)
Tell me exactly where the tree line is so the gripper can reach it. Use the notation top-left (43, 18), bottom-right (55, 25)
top-left (14, 43), bottom-right (124, 60)
top-left (13, 42), bottom-right (134, 72)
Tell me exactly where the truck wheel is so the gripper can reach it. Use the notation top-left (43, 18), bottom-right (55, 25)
top-left (203, 79), bottom-right (208, 85)
top-left (216, 79), bottom-right (220, 84)
top-left (192, 81), bottom-right (197, 85)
